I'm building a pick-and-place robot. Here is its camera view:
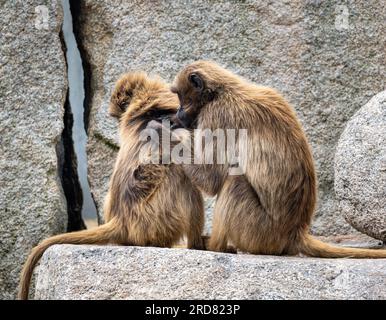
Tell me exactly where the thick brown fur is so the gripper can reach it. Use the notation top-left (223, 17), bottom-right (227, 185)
top-left (171, 60), bottom-right (386, 258)
top-left (18, 72), bottom-right (205, 300)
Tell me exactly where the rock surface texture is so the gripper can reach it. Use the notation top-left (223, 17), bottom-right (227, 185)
top-left (0, 1), bottom-right (67, 299)
top-left (35, 245), bottom-right (386, 300)
top-left (335, 91), bottom-right (386, 241)
top-left (74, 1), bottom-right (386, 235)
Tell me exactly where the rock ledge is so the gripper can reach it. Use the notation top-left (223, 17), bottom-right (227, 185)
top-left (35, 245), bottom-right (386, 300)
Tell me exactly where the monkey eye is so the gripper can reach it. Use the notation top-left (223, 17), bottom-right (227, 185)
top-left (188, 73), bottom-right (203, 90)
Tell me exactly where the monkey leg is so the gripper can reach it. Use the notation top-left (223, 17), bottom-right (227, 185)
top-left (186, 213), bottom-right (205, 250)
top-left (207, 180), bottom-right (233, 252)
top-left (208, 209), bottom-right (232, 253)
top-left (187, 228), bottom-right (205, 250)
top-left (183, 164), bottom-right (225, 197)
top-left (209, 176), bottom-right (266, 254)
top-left (186, 188), bottom-right (206, 250)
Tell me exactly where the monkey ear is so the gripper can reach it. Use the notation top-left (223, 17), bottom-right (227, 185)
top-left (188, 73), bottom-right (204, 91)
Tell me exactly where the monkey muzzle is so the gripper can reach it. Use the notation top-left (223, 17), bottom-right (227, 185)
top-left (175, 105), bottom-right (192, 129)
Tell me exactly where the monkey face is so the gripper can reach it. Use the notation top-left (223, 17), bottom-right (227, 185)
top-left (109, 72), bottom-right (179, 127)
top-left (171, 70), bottom-right (215, 129)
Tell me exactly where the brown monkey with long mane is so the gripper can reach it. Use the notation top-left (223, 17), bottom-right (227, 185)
top-left (171, 60), bottom-right (386, 258)
top-left (19, 72), bottom-right (205, 299)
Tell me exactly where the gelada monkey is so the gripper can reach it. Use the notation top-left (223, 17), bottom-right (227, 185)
top-left (19, 72), bottom-right (205, 299)
top-left (171, 60), bottom-right (386, 258)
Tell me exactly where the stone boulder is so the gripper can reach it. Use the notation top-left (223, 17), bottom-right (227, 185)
top-left (35, 245), bottom-right (386, 299)
top-left (0, 1), bottom-right (67, 299)
top-left (335, 91), bottom-right (386, 241)
top-left (74, 0), bottom-right (386, 235)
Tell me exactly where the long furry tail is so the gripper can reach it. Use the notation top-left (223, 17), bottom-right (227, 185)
top-left (18, 219), bottom-right (119, 300)
top-left (301, 234), bottom-right (386, 258)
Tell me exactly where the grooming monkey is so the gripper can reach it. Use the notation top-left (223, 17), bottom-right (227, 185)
top-left (19, 72), bottom-right (205, 299)
top-left (171, 60), bottom-right (386, 258)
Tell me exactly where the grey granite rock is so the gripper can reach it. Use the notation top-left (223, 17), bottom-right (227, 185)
top-left (35, 244), bottom-right (386, 300)
top-left (335, 91), bottom-right (386, 241)
top-left (0, 0), bottom-right (67, 299)
top-left (75, 1), bottom-right (386, 235)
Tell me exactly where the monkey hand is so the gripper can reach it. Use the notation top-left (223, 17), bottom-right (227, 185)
top-left (147, 119), bottom-right (191, 145)
top-left (201, 235), bottom-right (237, 254)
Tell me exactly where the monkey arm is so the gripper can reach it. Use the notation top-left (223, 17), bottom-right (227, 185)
top-left (109, 161), bottom-right (169, 210)
top-left (182, 164), bottom-right (225, 197)
top-left (145, 119), bottom-right (225, 196)
top-left (124, 164), bottom-right (168, 204)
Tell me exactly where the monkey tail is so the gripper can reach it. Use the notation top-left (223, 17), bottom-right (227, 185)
top-left (300, 234), bottom-right (386, 259)
top-left (18, 218), bottom-right (120, 300)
